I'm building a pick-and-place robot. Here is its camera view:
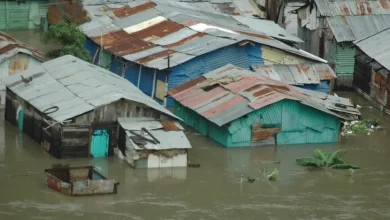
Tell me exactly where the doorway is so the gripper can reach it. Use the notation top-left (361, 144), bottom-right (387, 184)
top-left (91, 129), bottom-right (109, 157)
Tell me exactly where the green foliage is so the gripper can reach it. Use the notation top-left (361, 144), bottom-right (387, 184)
top-left (296, 149), bottom-right (360, 170)
top-left (267, 168), bottom-right (279, 181)
top-left (348, 168), bottom-right (355, 176)
top-left (247, 176), bottom-right (256, 183)
top-left (43, 20), bottom-right (91, 61)
top-left (296, 157), bottom-right (324, 167)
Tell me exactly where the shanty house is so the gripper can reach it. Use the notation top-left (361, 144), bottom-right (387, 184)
top-left (70, 0), bottom-right (324, 107)
top-left (353, 28), bottom-right (390, 115)
top-left (251, 63), bottom-right (336, 93)
top-left (0, 32), bottom-right (46, 106)
top-left (296, 0), bottom-right (390, 89)
top-left (169, 64), bottom-right (360, 147)
top-left (0, 0), bottom-right (48, 30)
top-left (117, 117), bottom-right (191, 168)
top-left (3, 55), bottom-right (179, 159)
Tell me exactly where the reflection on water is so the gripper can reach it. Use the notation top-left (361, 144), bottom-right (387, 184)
top-left (0, 92), bottom-right (390, 219)
top-left (2, 29), bottom-right (58, 53)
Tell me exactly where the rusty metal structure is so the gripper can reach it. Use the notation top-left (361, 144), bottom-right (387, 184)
top-left (49, 0), bottom-right (325, 107)
top-left (251, 63), bottom-right (336, 93)
top-left (169, 64), bottom-right (360, 147)
top-left (353, 28), bottom-right (390, 115)
top-left (0, 32), bottom-right (47, 107)
top-left (3, 55), bottom-right (179, 159)
top-left (296, 0), bottom-right (390, 89)
top-left (45, 166), bottom-right (119, 196)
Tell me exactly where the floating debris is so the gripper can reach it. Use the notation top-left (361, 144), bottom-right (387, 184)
top-left (341, 120), bottom-right (381, 136)
top-left (45, 165), bottom-right (119, 196)
top-left (247, 176), bottom-right (256, 183)
top-left (267, 168), bottom-right (279, 181)
top-left (348, 168), bottom-right (355, 177)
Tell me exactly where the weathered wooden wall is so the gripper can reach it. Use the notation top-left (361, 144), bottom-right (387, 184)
top-left (353, 48), bottom-right (390, 115)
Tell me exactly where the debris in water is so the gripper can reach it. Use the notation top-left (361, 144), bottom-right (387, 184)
top-left (341, 120), bottom-right (381, 136)
top-left (188, 161), bottom-right (200, 168)
top-left (44, 166), bottom-right (119, 196)
top-left (247, 176), bottom-right (256, 183)
top-left (348, 168), bottom-right (355, 176)
top-left (267, 168), bottom-right (279, 181)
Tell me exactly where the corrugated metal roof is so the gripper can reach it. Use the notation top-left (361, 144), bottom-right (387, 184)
top-left (251, 63), bottom-right (336, 85)
top-left (168, 64), bottom-right (360, 126)
top-left (3, 55), bottom-right (179, 122)
top-left (232, 16), bottom-right (303, 43)
top-left (326, 15), bottom-right (390, 42)
top-left (0, 32), bottom-right (47, 63)
top-left (118, 117), bottom-right (191, 150)
top-left (354, 28), bottom-right (390, 71)
top-left (315, 0), bottom-right (390, 17)
top-left (79, 0), bottom-right (325, 70)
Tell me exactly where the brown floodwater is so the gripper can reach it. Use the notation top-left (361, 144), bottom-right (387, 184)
top-left (0, 92), bottom-right (389, 220)
top-left (2, 29), bottom-right (58, 53)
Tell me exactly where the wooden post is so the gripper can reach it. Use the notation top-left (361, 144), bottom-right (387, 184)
top-left (151, 69), bottom-right (157, 98)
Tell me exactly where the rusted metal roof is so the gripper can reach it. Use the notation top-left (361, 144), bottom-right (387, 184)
top-left (80, 0), bottom-right (325, 70)
top-left (251, 63), bottom-right (336, 85)
top-left (315, 0), bottom-right (390, 16)
top-left (168, 64), bottom-right (360, 126)
top-left (0, 32), bottom-right (47, 63)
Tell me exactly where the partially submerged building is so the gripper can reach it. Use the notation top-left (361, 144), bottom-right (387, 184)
top-left (169, 64), bottom-right (360, 147)
top-left (117, 117), bottom-right (191, 168)
top-left (3, 55), bottom-right (179, 159)
top-left (49, 0), bottom-right (324, 107)
top-left (0, 0), bottom-right (48, 30)
top-left (251, 63), bottom-right (336, 93)
top-left (353, 28), bottom-right (390, 115)
top-left (0, 32), bottom-right (46, 106)
top-left (295, 0), bottom-right (390, 89)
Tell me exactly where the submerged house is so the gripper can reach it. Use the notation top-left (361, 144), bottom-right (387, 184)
top-left (0, 0), bottom-right (48, 30)
top-left (296, 0), bottom-right (390, 89)
top-left (169, 64), bottom-right (360, 147)
top-left (49, 0), bottom-right (325, 107)
top-left (117, 117), bottom-right (191, 168)
top-left (0, 32), bottom-right (46, 106)
top-left (3, 55), bottom-right (179, 159)
top-left (353, 28), bottom-right (390, 115)
top-left (251, 63), bottom-right (336, 93)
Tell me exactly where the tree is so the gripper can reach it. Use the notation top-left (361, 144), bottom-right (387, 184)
top-left (43, 20), bottom-right (91, 61)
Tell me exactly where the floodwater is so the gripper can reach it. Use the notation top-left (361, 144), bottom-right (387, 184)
top-left (3, 30), bottom-right (58, 53)
top-left (0, 92), bottom-right (390, 220)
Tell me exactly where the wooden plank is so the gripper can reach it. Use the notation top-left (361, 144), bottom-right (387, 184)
top-left (61, 138), bottom-right (89, 147)
top-left (252, 125), bottom-right (281, 142)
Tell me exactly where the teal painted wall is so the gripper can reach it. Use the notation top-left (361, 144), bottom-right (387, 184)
top-left (175, 100), bottom-right (340, 148)
top-left (0, 1), bottom-right (48, 30)
top-left (328, 41), bottom-right (355, 76)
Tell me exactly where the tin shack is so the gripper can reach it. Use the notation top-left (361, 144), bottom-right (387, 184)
top-left (0, 32), bottom-right (46, 106)
top-left (3, 55), bottom-right (179, 159)
top-left (295, 0), bottom-right (390, 89)
top-left (117, 117), bottom-right (191, 168)
top-left (353, 28), bottom-right (390, 115)
top-left (51, 0), bottom-right (325, 107)
top-left (169, 64), bottom-right (360, 147)
top-left (251, 63), bottom-right (336, 93)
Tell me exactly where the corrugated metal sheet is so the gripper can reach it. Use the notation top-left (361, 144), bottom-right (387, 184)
top-left (261, 45), bottom-right (308, 65)
top-left (168, 64), bottom-right (360, 127)
top-left (0, 1), bottom-right (48, 30)
top-left (79, 0), bottom-right (325, 70)
top-left (233, 16), bottom-right (303, 43)
top-left (3, 55), bottom-right (179, 122)
top-left (354, 28), bottom-right (390, 71)
top-left (252, 63), bottom-right (336, 85)
top-left (118, 117), bottom-right (191, 150)
top-left (326, 15), bottom-right (390, 42)
top-left (314, 0), bottom-right (390, 16)
top-left (328, 41), bottom-right (355, 76)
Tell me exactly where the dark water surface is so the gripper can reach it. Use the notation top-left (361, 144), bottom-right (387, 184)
top-left (0, 93), bottom-right (389, 220)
